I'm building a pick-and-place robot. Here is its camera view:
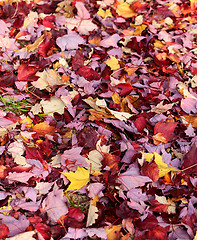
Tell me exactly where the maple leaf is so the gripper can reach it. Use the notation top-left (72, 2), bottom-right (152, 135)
top-left (32, 69), bottom-right (65, 90)
top-left (141, 160), bottom-right (159, 182)
top-left (151, 101), bottom-right (174, 114)
top-left (62, 167), bottom-right (90, 191)
top-left (76, 66), bottom-right (100, 81)
top-left (32, 122), bottom-right (55, 135)
top-left (56, 31), bottom-right (85, 51)
top-left (105, 56), bottom-right (120, 70)
top-left (146, 226), bottom-right (169, 240)
top-left (62, 207), bottom-right (85, 228)
top-left (102, 225), bottom-right (122, 240)
top-left (182, 115), bottom-right (197, 128)
top-left (143, 152), bottom-right (177, 178)
top-left (17, 63), bottom-right (39, 81)
top-left (153, 120), bottom-right (178, 145)
top-left (97, 8), bottom-right (113, 19)
top-left (181, 143), bottom-right (197, 175)
top-left (116, 1), bottom-right (136, 18)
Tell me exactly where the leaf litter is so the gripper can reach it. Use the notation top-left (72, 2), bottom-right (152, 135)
top-left (0, 0), bottom-right (197, 239)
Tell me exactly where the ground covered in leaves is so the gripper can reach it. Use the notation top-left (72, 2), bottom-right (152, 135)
top-left (0, 0), bottom-right (197, 239)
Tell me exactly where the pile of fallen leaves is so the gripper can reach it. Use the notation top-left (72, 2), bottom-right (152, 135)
top-left (0, 0), bottom-right (197, 239)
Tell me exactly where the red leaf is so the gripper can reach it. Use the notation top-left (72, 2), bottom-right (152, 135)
top-left (115, 83), bottom-right (133, 96)
top-left (38, 138), bottom-right (52, 157)
top-left (135, 213), bottom-right (158, 231)
top-left (42, 15), bottom-right (56, 28)
top-left (76, 66), bottom-right (100, 81)
top-left (146, 226), bottom-right (169, 240)
top-left (35, 223), bottom-right (51, 240)
top-left (134, 116), bottom-right (146, 133)
top-left (148, 200), bottom-right (169, 213)
top-left (38, 32), bottom-right (54, 57)
top-left (72, 49), bottom-right (84, 71)
top-left (102, 153), bottom-right (120, 174)
top-left (0, 73), bottom-right (16, 87)
top-left (141, 160), bottom-right (159, 182)
top-left (25, 146), bottom-right (48, 170)
top-left (61, 207), bottom-right (85, 228)
top-left (17, 63), bottom-right (39, 81)
top-left (181, 143), bottom-right (197, 175)
top-left (0, 223), bottom-right (9, 238)
top-left (153, 120), bottom-right (178, 144)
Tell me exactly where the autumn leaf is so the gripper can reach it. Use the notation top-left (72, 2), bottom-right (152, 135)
top-left (97, 8), bottom-right (113, 19)
top-left (32, 122), bottom-right (55, 135)
top-left (62, 167), bottom-right (90, 191)
top-left (116, 1), bottom-right (136, 18)
top-left (25, 34), bottom-right (45, 52)
top-left (105, 56), bottom-right (120, 70)
top-left (86, 195), bottom-right (99, 227)
top-left (153, 120), bottom-right (178, 145)
top-left (143, 152), bottom-right (177, 178)
top-left (102, 225), bottom-right (122, 240)
top-left (181, 143), bottom-right (197, 175)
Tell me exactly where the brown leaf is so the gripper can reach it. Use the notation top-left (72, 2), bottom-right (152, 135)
top-left (102, 153), bottom-right (120, 174)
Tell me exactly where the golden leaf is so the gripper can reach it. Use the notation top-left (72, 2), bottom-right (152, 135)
top-left (26, 35), bottom-right (44, 52)
top-left (62, 167), bottom-right (90, 191)
top-left (116, 2), bottom-right (136, 18)
top-left (32, 122), bottom-right (55, 135)
top-left (102, 225), bottom-right (122, 240)
top-left (143, 152), bottom-right (177, 178)
top-left (97, 8), bottom-right (113, 19)
top-left (112, 91), bottom-right (121, 104)
top-left (105, 56), bottom-right (120, 70)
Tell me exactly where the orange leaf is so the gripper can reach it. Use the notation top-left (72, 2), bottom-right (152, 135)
top-left (182, 115), bottom-right (197, 128)
top-left (32, 122), bottom-right (55, 135)
top-left (102, 225), bottom-right (122, 240)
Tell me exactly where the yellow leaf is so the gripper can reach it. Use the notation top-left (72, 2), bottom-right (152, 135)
top-left (144, 152), bottom-right (177, 178)
top-left (133, 24), bottom-right (147, 35)
top-left (116, 2), bottom-right (136, 18)
top-left (62, 167), bottom-right (90, 191)
top-left (112, 91), bottom-right (121, 104)
top-left (26, 35), bottom-right (44, 52)
top-left (105, 56), bottom-right (120, 70)
top-left (97, 8), bottom-right (113, 19)
top-left (190, 0), bottom-right (197, 10)
top-left (20, 116), bottom-right (32, 128)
